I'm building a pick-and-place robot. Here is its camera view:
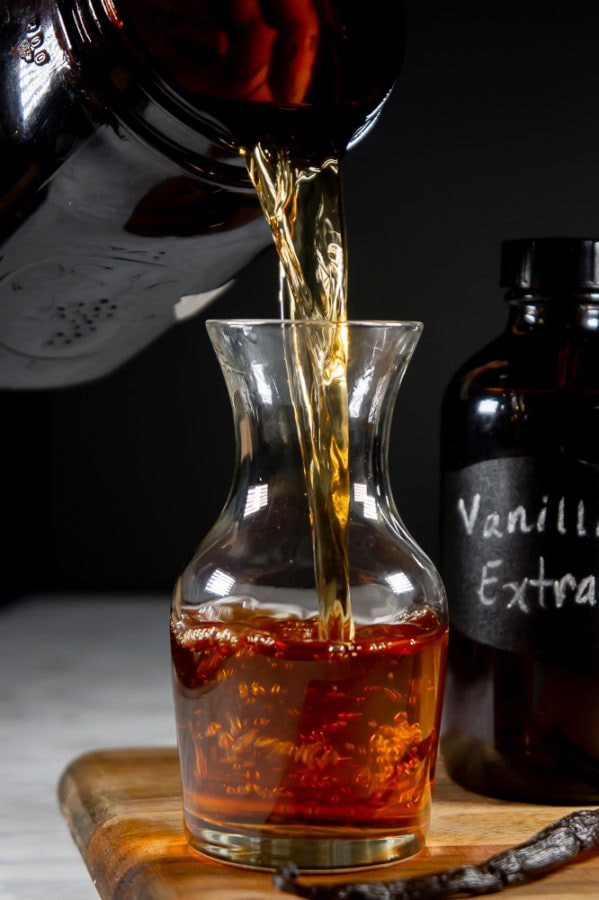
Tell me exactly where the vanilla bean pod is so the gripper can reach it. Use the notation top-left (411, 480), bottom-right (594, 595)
top-left (273, 809), bottom-right (599, 899)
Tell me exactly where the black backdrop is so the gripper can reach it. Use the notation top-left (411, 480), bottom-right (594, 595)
top-left (5, 0), bottom-right (599, 601)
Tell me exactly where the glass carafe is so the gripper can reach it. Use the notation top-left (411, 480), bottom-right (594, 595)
top-left (171, 320), bottom-right (447, 871)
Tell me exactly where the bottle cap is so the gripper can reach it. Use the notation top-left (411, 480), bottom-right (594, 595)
top-left (501, 237), bottom-right (599, 297)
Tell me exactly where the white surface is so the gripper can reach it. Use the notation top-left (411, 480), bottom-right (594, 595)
top-left (0, 595), bottom-right (176, 900)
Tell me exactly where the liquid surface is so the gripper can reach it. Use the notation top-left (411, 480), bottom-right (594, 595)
top-left (172, 604), bottom-right (448, 833)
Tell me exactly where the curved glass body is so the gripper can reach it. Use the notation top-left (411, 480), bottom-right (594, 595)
top-left (441, 296), bottom-right (599, 803)
top-left (171, 320), bottom-right (447, 871)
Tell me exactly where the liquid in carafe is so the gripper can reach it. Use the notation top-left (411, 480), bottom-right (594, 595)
top-left (172, 606), bottom-right (447, 833)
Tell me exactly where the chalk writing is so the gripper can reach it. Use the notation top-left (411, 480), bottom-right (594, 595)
top-left (477, 556), bottom-right (596, 612)
top-left (458, 495), bottom-right (599, 539)
top-left (443, 457), bottom-right (599, 653)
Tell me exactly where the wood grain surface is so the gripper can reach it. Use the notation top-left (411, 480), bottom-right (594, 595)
top-left (58, 747), bottom-right (599, 899)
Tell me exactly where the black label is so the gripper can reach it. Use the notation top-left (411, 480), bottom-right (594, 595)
top-left (442, 457), bottom-right (599, 655)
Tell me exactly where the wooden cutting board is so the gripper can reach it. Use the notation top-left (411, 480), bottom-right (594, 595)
top-left (58, 747), bottom-right (599, 899)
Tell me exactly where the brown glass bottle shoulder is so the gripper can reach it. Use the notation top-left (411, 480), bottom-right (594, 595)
top-left (442, 335), bottom-right (599, 467)
top-left (445, 350), bottom-right (599, 399)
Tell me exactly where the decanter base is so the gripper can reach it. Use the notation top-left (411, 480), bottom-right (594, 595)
top-left (185, 822), bottom-right (427, 872)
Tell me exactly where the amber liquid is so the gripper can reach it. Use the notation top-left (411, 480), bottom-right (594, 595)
top-left (148, 1), bottom-right (436, 860)
top-left (245, 145), bottom-right (352, 639)
top-left (123, 2), bottom-right (404, 638)
top-left (171, 604), bottom-right (448, 839)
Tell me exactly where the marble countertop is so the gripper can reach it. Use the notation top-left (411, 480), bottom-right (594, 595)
top-left (0, 595), bottom-right (176, 900)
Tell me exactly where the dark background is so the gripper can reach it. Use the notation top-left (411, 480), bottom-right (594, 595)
top-left (5, 0), bottom-right (599, 602)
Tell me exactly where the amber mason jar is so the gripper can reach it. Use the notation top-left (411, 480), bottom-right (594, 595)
top-left (440, 237), bottom-right (599, 804)
top-left (0, 0), bottom-right (404, 389)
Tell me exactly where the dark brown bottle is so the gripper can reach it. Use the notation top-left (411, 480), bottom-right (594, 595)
top-left (440, 237), bottom-right (599, 803)
top-left (0, 0), bottom-right (404, 388)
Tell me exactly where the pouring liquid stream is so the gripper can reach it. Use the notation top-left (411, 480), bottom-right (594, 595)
top-left (121, 0), bottom-right (405, 642)
top-left (242, 143), bottom-right (353, 642)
